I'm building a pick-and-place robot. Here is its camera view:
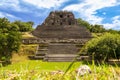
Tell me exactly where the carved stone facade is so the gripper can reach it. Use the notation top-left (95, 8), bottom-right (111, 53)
top-left (30, 11), bottom-right (92, 61)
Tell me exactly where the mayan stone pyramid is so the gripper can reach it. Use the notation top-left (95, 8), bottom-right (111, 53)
top-left (32, 11), bottom-right (91, 39)
top-left (32, 11), bottom-right (92, 61)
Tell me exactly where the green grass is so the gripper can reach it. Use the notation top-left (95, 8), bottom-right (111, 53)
top-left (0, 60), bottom-right (120, 80)
top-left (0, 60), bottom-right (81, 72)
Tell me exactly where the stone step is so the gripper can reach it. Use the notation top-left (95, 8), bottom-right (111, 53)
top-left (45, 57), bottom-right (77, 59)
top-left (44, 54), bottom-right (89, 61)
top-left (38, 47), bottom-right (48, 50)
top-left (45, 54), bottom-right (78, 57)
top-left (36, 50), bottom-right (47, 54)
top-left (39, 44), bottom-right (48, 47)
top-left (33, 55), bottom-right (89, 61)
top-left (46, 59), bottom-right (75, 62)
top-left (44, 57), bottom-right (75, 61)
top-left (34, 56), bottom-right (45, 59)
top-left (35, 53), bottom-right (46, 56)
top-left (44, 54), bottom-right (78, 61)
top-left (49, 43), bottom-right (76, 46)
top-left (38, 49), bottom-right (48, 51)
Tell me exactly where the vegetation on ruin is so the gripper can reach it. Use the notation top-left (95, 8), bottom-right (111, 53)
top-left (77, 18), bottom-right (106, 33)
top-left (21, 32), bottom-right (35, 38)
top-left (77, 18), bottom-right (120, 34)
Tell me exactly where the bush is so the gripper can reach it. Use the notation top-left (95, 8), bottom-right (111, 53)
top-left (13, 20), bottom-right (34, 32)
top-left (85, 33), bottom-right (120, 62)
top-left (0, 18), bottom-right (21, 65)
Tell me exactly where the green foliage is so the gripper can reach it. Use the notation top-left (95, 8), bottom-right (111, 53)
top-left (90, 24), bottom-right (106, 33)
top-left (77, 18), bottom-right (91, 30)
top-left (77, 18), bottom-right (120, 34)
top-left (13, 20), bottom-right (34, 32)
top-left (86, 33), bottom-right (120, 61)
top-left (107, 29), bottom-right (120, 34)
top-left (0, 17), bottom-right (21, 65)
top-left (77, 18), bottom-right (106, 33)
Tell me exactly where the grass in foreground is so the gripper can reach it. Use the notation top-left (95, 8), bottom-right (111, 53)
top-left (0, 60), bottom-right (120, 80)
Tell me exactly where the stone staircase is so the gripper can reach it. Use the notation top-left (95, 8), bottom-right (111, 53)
top-left (34, 43), bottom-right (89, 61)
top-left (34, 44), bottom-right (48, 59)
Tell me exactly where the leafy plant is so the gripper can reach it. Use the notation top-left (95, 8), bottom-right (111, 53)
top-left (13, 20), bottom-right (34, 32)
top-left (0, 17), bottom-right (21, 65)
top-left (86, 33), bottom-right (120, 62)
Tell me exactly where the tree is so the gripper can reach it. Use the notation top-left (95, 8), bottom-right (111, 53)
top-left (13, 20), bottom-right (34, 32)
top-left (85, 33), bottom-right (120, 62)
top-left (77, 18), bottom-right (106, 33)
top-left (0, 18), bottom-right (21, 65)
top-left (90, 24), bottom-right (106, 33)
top-left (107, 29), bottom-right (120, 34)
top-left (77, 18), bottom-right (92, 30)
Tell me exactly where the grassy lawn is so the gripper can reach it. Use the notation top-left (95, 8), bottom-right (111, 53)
top-left (0, 60), bottom-right (81, 72)
top-left (0, 60), bottom-right (120, 80)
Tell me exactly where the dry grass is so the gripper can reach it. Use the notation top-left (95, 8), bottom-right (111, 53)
top-left (11, 44), bottom-right (38, 63)
top-left (21, 32), bottom-right (35, 38)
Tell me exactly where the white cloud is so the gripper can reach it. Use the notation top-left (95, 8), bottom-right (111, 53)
top-left (6, 13), bottom-right (21, 19)
top-left (0, 12), bottom-right (4, 17)
top-left (102, 12), bottom-right (106, 15)
top-left (0, 12), bottom-right (21, 20)
top-left (63, 0), bottom-right (120, 25)
top-left (22, 0), bottom-right (68, 9)
top-left (103, 16), bottom-right (120, 29)
top-left (112, 16), bottom-right (120, 20)
top-left (0, 0), bottom-right (30, 12)
top-left (0, 0), bottom-right (21, 11)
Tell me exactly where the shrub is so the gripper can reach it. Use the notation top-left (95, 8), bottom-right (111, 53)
top-left (0, 18), bottom-right (21, 65)
top-left (85, 33), bottom-right (120, 62)
top-left (13, 20), bottom-right (34, 32)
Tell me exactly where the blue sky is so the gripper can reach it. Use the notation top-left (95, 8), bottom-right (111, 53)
top-left (0, 0), bottom-right (120, 30)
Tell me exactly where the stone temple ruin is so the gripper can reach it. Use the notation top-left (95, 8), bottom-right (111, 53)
top-left (23, 11), bottom-right (92, 61)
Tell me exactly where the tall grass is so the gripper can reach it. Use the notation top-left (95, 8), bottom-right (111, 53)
top-left (0, 60), bottom-right (120, 80)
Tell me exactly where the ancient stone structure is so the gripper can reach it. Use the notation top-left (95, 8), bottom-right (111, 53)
top-left (30, 11), bottom-right (92, 61)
